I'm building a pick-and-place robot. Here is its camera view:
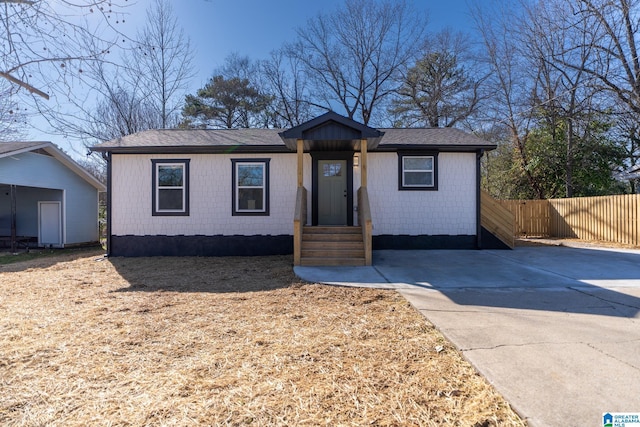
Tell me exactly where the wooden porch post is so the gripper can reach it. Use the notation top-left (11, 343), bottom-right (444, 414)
top-left (10, 184), bottom-right (16, 253)
top-left (360, 139), bottom-right (368, 187)
top-left (294, 139), bottom-right (305, 265)
top-left (297, 139), bottom-right (304, 187)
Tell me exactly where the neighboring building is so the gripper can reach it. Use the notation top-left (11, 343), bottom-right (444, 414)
top-left (92, 112), bottom-right (502, 265)
top-left (0, 141), bottom-right (106, 250)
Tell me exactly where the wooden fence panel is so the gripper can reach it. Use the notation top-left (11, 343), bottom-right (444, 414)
top-left (495, 194), bottom-right (640, 246)
top-left (546, 194), bottom-right (640, 245)
top-left (498, 199), bottom-right (550, 237)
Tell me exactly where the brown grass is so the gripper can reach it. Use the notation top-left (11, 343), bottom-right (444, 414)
top-left (0, 251), bottom-right (524, 426)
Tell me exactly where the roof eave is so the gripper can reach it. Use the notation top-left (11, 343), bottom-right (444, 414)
top-left (0, 142), bottom-right (51, 159)
top-left (374, 144), bottom-right (497, 152)
top-left (90, 145), bottom-right (292, 155)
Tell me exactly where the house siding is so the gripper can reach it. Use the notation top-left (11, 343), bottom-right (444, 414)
top-left (364, 152), bottom-right (477, 236)
top-left (0, 152), bottom-right (100, 245)
top-left (111, 153), bottom-right (312, 237)
top-left (110, 151), bottom-right (478, 255)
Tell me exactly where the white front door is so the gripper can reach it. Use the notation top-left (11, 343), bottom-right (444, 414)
top-left (38, 201), bottom-right (62, 247)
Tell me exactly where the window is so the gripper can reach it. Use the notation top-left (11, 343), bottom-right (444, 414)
top-left (398, 152), bottom-right (438, 190)
top-left (232, 159), bottom-right (270, 216)
top-left (152, 159), bottom-right (190, 216)
top-left (323, 162), bottom-right (342, 177)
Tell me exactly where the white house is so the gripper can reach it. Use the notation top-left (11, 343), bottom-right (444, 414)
top-left (92, 112), bottom-right (500, 265)
top-left (0, 141), bottom-right (106, 250)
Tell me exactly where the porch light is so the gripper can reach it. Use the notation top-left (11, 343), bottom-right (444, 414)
top-left (353, 154), bottom-right (360, 167)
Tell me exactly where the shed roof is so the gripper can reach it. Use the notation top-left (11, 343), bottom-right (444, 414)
top-left (0, 141), bottom-right (49, 156)
top-left (0, 141), bottom-right (106, 191)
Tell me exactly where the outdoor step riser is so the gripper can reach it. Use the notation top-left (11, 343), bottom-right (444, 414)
top-left (303, 234), bottom-right (363, 242)
top-left (302, 250), bottom-right (365, 258)
top-left (303, 227), bottom-right (361, 234)
top-left (300, 226), bottom-right (366, 266)
top-left (302, 241), bottom-right (364, 250)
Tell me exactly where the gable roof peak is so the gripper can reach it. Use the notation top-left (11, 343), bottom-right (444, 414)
top-left (279, 111), bottom-right (384, 151)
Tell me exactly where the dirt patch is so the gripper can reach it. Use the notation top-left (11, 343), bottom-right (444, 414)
top-left (0, 253), bottom-right (524, 426)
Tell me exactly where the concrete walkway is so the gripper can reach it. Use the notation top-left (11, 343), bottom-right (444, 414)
top-left (294, 246), bottom-right (640, 426)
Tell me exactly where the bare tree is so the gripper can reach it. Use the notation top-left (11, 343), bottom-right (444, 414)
top-left (0, 0), bottom-right (129, 99)
top-left (546, 0), bottom-right (640, 192)
top-left (522, 0), bottom-right (605, 197)
top-left (50, 0), bottom-right (193, 148)
top-left (288, 0), bottom-right (426, 125)
top-left (129, 0), bottom-right (194, 129)
top-left (390, 29), bottom-right (486, 128)
top-left (259, 49), bottom-right (318, 127)
top-left (556, 0), bottom-right (640, 116)
top-left (472, 1), bottom-right (545, 198)
top-left (0, 82), bottom-right (27, 141)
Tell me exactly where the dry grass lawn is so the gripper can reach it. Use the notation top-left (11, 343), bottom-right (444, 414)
top-left (0, 250), bottom-right (525, 426)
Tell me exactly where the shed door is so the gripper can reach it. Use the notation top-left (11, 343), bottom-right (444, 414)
top-left (317, 160), bottom-right (348, 225)
top-left (38, 201), bottom-right (62, 247)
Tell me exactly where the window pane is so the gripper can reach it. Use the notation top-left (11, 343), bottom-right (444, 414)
top-left (404, 171), bottom-right (433, 186)
top-left (158, 189), bottom-right (183, 210)
top-left (404, 157), bottom-right (432, 171)
top-left (323, 163), bottom-right (342, 177)
top-left (237, 164), bottom-right (263, 186)
top-left (158, 165), bottom-right (183, 187)
top-left (238, 188), bottom-right (263, 210)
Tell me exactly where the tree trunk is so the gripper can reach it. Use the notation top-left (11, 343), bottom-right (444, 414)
top-left (566, 119), bottom-right (574, 198)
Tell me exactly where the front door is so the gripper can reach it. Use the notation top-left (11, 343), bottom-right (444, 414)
top-left (317, 159), bottom-right (348, 225)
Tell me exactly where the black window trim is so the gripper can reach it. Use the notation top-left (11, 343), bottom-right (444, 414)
top-left (397, 151), bottom-right (439, 191)
top-left (231, 158), bottom-right (271, 216)
top-left (151, 158), bottom-right (190, 216)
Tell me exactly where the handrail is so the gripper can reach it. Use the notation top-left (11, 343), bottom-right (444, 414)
top-left (293, 186), bottom-right (307, 265)
top-left (358, 186), bottom-right (373, 266)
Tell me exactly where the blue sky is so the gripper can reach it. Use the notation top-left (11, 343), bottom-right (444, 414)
top-left (163, 0), bottom-right (476, 88)
top-left (30, 0), bottom-right (479, 157)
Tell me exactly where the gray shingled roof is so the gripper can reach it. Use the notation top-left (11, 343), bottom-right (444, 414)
top-left (94, 129), bottom-right (284, 149)
top-left (377, 128), bottom-right (493, 147)
top-left (92, 127), bottom-right (495, 152)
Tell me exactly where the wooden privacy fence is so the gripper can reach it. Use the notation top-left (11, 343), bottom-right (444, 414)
top-left (499, 194), bottom-right (640, 246)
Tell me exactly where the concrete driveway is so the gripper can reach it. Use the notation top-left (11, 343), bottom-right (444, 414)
top-left (294, 245), bottom-right (640, 427)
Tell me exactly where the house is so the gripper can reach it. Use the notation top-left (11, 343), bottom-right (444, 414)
top-left (91, 112), bottom-right (501, 265)
top-left (0, 141), bottom-right (106, 251)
